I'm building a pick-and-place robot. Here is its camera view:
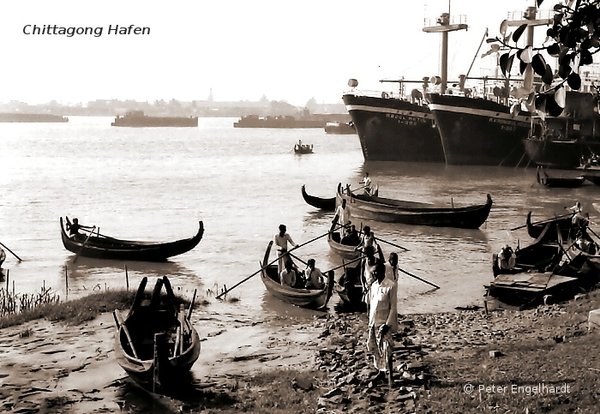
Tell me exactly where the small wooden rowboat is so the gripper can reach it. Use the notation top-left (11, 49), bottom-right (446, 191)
top-left (526, 211), bottom-right (574, 243)
top-left (60, 217), bottom-right (203, 261)
top-left (334, 263), bottom-right (365, 310)
top-left (301, 184), bottom-right (336, 211)
top-left (114, 276), bottom-right (200, 391)
top-left (336, 184), bottom-right (492, 229)
top-left (327, 217), bottom-right (361, 259)
top-left (294, 143), bottom-right (314, 154)
top-left (260, 241), bottom-right (334, 310)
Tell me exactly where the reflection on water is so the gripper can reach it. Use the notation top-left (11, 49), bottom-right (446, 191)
top-left (2, 117), bottom-right (600, 315)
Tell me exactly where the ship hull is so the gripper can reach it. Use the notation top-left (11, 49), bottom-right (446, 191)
top-left (428, 94), bottom-right (531, 166)
top-left (342, 94), bottom-right (443, 162)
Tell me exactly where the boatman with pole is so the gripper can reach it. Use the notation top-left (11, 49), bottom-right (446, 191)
top-left (274, 224), bottom-right (296, 275)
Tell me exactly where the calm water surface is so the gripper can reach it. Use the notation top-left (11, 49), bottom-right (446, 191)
top-left (1, 116), bottom-right (598, 319)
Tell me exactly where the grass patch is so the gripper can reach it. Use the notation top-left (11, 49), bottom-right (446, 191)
top-left (0, 289), bottom-right (135, 328)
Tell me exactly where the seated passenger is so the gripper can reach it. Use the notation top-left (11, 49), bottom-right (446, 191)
top-left (280, 260), bottom-right (298, 287)
top-left (498, 245), bottom-right (516, 270)
top-left (341, 225), bottom-right (360, 246)
top-left (304, 258), bottom-right (325, 289)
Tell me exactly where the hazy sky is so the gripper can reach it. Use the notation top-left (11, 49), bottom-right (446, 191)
top-left (1, 0), bottom-right (549, 105)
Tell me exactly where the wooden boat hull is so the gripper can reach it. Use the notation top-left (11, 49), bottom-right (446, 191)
top-left (301, 184), bottom-right (336, 211)
top-left (334, 263), bottom-right (365, 310)
top-left (294, 144), bottom-right (314, 154)
top-left (60, 217), bottom-right (203, 261)
top-left (327, 219), bottom-right (360, 259)
top-left (260, 241), bottom-right (334, 310)
top-left (526, 211), bottom-right (573, 243)
top-left (536, 167), bottom-right (586, 188)
top-left (114, 276), bottom-right (201, 391)
top-left (336, 184), bottom-right (492, 229)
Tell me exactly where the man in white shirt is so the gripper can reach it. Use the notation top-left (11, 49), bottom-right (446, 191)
top-left (361, 172), bottom-right (373, 196)
top-left (366, 261), bottom-right (398, 380)
top-left (274, 224), bottom-right (296, 274)
top-left (334, 198), bottom-right (351, 228)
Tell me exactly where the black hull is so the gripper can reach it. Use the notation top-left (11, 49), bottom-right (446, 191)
top-left (60, 217), bottom-right (203, 261)
top-left (342, 94), bottom-right (443, 162)
top-left (524, 138), bottom-right (600, 169)
top-left (428, 94), bottom-right (531, 166)
top-left (301, 185), bottom-right (336, 211)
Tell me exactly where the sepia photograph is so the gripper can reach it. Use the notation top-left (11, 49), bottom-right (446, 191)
top-left (0, 0), bottom-right (598, 412)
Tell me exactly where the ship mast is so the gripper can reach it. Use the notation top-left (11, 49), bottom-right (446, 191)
top-left (504, 5), bottom-right (552, 91)
top-left (423, 6), bottom-right (468, 94)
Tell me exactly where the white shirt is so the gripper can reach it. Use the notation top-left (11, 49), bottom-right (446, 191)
top-left (368, 277), bottom-right (398, 332)
top-left (335, 204), bottom-right (351, 226)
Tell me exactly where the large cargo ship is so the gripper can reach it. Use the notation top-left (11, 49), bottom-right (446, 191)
top-left (0, 113), bottom-right (68, 123)
top-left (343, 11), bottom-right (467, 163)
top-left (111, 111), bottom-right (198, 127)
top-left (428, 93), bottom-right (532, 166)
top-left (342, 93), bottom-right (443, 162)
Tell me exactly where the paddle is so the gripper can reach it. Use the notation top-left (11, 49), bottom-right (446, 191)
top-left (396, 266), bottom-right (440, 290)
top-left (216, 229), bottom-right (335, 299)
top-left (73, 226), bottom-right (97, 263)
top-left (325, 255), bottom-right (363, 273)
top-left (0, 241), bottom-right (22, 262)
top-left (510, 212), bottom-right (574, 231)
top-left (374, 236), bottom-right (409, 252)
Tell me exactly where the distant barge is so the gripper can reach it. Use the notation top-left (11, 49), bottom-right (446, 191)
top-left (0, 113), bottom-right (68, 123)
top-left (233, 113), bottom-right (350, 129)
top-left (111, 111), bottom-right (198, 127)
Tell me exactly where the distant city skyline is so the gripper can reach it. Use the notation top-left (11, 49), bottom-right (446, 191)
top-left (2, 0), bottom-right (561, 106)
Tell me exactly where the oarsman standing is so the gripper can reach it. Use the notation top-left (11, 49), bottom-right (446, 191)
top-left (274, 224), bottom-right (296, 274)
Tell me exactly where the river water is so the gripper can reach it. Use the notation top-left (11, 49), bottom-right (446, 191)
top-left (0, 116), bottom-right (596, 320)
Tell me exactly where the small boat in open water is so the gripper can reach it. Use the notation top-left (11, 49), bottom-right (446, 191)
top-left (114, 276), bottom-right (200, 392)
top-left (536, 167), bottom-right (586, 188)
top-left (60, 217), bottom-right (203, 261)
top-left (260, 241), bottom-right (334, 310)
top-left (294, 142), bottom-right (314, 154)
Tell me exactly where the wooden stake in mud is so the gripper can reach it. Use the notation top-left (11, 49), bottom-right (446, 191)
top-left (65, 267), bottom-right (69, 299)
top-left (125, 266), bottom-right (129, 291)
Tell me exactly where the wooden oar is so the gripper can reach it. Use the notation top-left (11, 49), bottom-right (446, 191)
top-left (216, 229), bottom-right (335, 299)
top-left (396, 266), bottom-right (440, 289)
top-left (0, 241), bottom-right (22, 262)
top-left (73, 226), bottom-right (97, 263)
top-left (374, 236), bottom-right (409, 252)
top-left (288, 252), bottom-right (308, 266)
top-left (325, 256), bottom-right (363, 273)
top-left (510, 212), bottom-right (574, 231)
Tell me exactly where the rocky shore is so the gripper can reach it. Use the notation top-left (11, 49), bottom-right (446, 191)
top-left (0, 291), bottom-right (598, 413)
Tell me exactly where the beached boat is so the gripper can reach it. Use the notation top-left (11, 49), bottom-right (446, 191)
top-left (301, 184), bottom-right (336, 211)
top-left (111, 111), bottom-right (198, 127)
top-left (260, 241), bottom-right (334, 310)
top-left (334, 263), bottom-right (365, 310)
top-left (294, 143), bottom-right (314, 154)
top-left (327, 218), bottom-right (361, 260)
top-left (60, 217), bottom-right (203, 261)
top-left (114, 276), bottom-right (200, 391)
top-left (536, 167), bottom-right (586, 188)
top-left (336, 184), bottom-right (492, 229)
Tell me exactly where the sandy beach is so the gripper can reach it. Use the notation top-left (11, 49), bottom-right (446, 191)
top-left (0, 289), bottom-right (598, 413)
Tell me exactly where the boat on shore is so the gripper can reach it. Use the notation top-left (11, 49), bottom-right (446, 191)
top-left (336, 183), bottom-right (492, 229)
top-left (334, 263), bottom-right (365, 310)
top-left (0, 113), bottom-right (68, 123)
top-left (525, 211), bottom-right (574, 243)
top-left (301, 185), bottom-right (336, 211)
top-left (114, 276), bottom-right (201, 391)
top-left (327, 218), bottom-right (361, 260)
top-left (111, 111), bottom-right (198, 127)
top-left (260, 241), bottom-right (335, 310)
top-left (60, 217), bottom-right (204, 261)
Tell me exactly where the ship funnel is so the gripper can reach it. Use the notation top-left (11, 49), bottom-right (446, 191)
top-left (348, 78), bottom-right (358, 88)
